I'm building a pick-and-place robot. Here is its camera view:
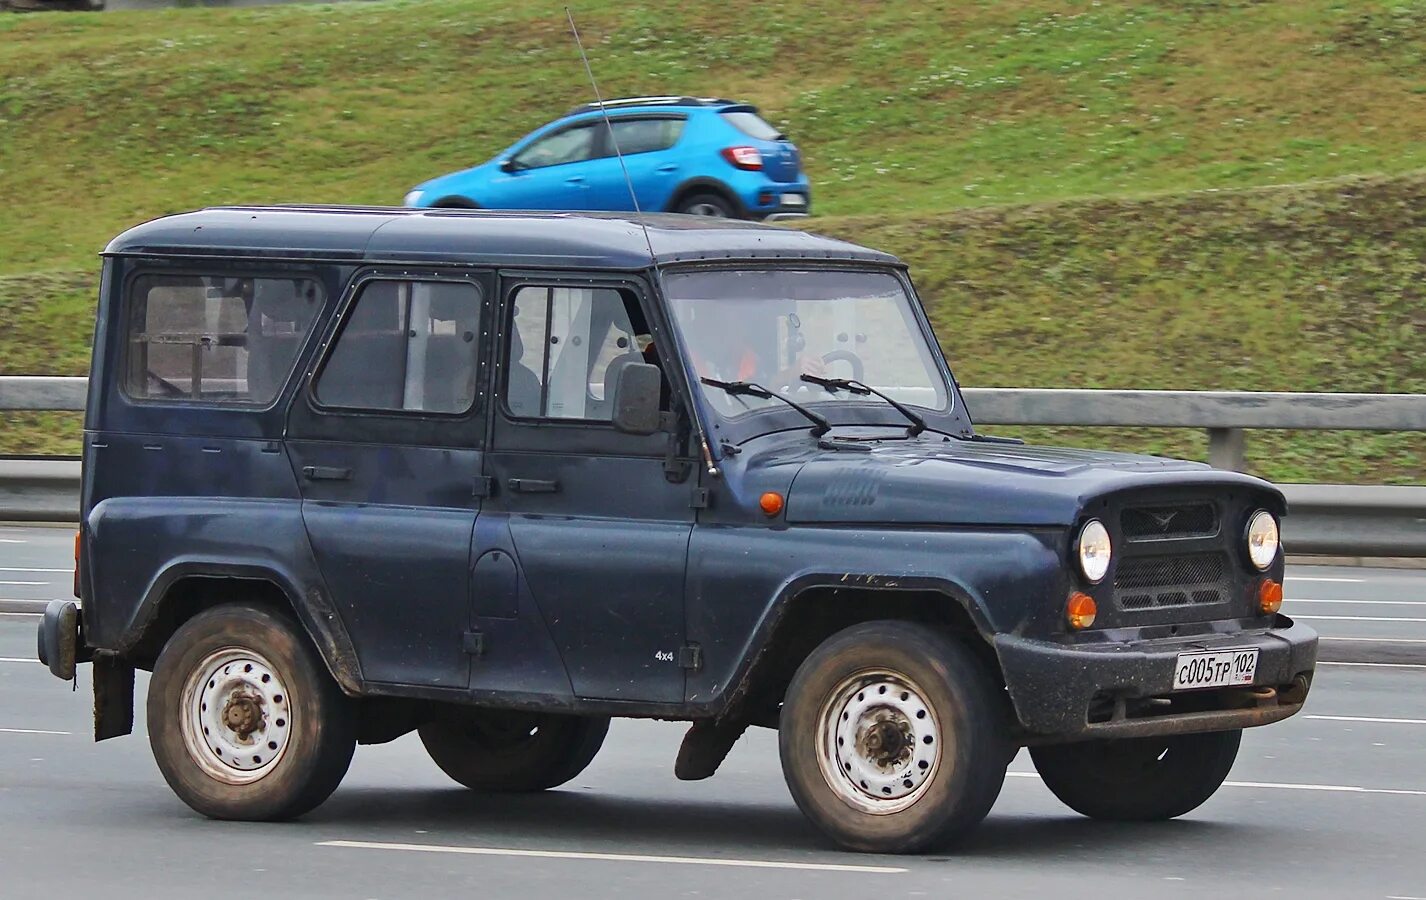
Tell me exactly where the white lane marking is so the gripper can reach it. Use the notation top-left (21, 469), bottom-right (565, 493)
top-left (0, 727), bottom-right (71, 736)
top-left (1294, 614), bottom-right (1426, 623)
top-left (0, 539), bottom-right (27, 544)
top-left (0, 612), bottom-right (40, 618)
top-left (317, 840), bottom-right (908, 874)
top-left (1006, 771), bottom-right (1426, 796)
top-left (1307, 715), bottom-right (1426, 726)
top-left (1287, 598), bottom-right (1426, 606)
top-left (0, 581), bottom-right (48, 586)
top-left (1320, 661), bottom-right (1426, 669)
top-left (0, 657), bottom-right (40, 663)
top-left (0, 568), bottom-right (72, 573)
top-left (1287, 576), bottom-right (1365, 583)
top-left (1322, 636), bottom-right (1426, 644)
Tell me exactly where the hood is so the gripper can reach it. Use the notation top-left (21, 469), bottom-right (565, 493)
top-left (784, 439), bottom-right (1271, 527)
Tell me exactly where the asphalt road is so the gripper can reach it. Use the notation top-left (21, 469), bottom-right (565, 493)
top-left (3, 523), bottom-right (1426, 899)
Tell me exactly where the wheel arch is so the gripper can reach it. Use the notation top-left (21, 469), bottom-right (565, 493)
top-left (430, 196), bottom-right (480, 209)
top-left (721, 576), bottom-right (1005, 728)
top-left (119, 562), bottom-right (363, 695)
top-left (665, 178), bottom-right (746, 217)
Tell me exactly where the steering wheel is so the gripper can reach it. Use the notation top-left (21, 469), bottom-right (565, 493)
top-left (782, 349), bottom-right (868, 396)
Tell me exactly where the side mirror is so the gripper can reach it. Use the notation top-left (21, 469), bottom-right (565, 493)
top-left (499, 158), bottom-right (521, 173)
top-left (611, 363), bottom-right (664, 436)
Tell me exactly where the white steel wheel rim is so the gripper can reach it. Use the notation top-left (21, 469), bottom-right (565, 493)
top-left (685, 201), bottom-right (726, 217)
top-left (180, 648), bottom-right (293, 785)
top-left (816, 669), bottom-right (942, 815)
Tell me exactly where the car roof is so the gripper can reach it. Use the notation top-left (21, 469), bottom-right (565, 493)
top-left (103, 206), bottom-right (901, 269)
top-left (565, 96), bottom-right (745, 116)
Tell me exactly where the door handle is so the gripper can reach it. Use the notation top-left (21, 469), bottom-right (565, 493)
top-left (565, 176), bottom-right (586, 185)
top-left (656, 164), bottom-right (678, 173)
top-left (302, 465), bottom-right (352, 482)
top-left (507, 478), bottom-right (560, 494)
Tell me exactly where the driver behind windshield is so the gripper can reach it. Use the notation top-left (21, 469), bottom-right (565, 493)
top-left (681, 299), bottom-right (824, 393)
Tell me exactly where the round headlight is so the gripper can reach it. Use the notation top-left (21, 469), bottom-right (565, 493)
top-left (1246, 510), bottom-right (1279, 570)
top-left (1077, 519), bottom-right (1112, 584)
top-left (402, 189), bottom-right (425, 207)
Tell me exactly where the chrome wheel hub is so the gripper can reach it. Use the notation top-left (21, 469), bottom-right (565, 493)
top-left (180, 649), bottom-right (292, 785)
top-left (817, 671), bottom-right (940, 814)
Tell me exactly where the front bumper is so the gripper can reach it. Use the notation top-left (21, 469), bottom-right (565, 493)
top-left (995, 615), bottom-right (1318, 742)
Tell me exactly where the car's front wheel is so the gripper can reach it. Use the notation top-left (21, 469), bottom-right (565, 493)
top-left (419, 710), bottom-right (609, 792)
top-left (779, 620), bottom-right (1012, 853)
top-left (1030, 730), bottom-right (1241, 821)
top-left (147, 604), bottom-right (356, 820)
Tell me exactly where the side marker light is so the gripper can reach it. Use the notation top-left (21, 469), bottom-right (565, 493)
top-left (759, 492), bottom-right (785, 517)
top-left (1066, 592), bottom-right (1097, 630)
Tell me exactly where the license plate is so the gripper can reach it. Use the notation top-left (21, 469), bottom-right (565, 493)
top-left (1173, 648), bottom-right (1258, 691)
top-left (780, 193), bottom-right (806, 207)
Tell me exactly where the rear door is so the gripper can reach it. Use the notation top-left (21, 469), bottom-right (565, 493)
top-left (285, 269), bottom-right (490, 689)
top-left (585, 115), bottom-right (688, 211)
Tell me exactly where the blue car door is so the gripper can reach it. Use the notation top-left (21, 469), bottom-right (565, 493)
top-left (500, 121), bottom-right (606, 210)
top-left (583, 116), bottom-right (688, 212)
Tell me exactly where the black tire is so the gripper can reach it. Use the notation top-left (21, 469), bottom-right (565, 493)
top-left (1030, 729), bottom-right (1241, 821)
top-left (419, 710), bottom-right (609, 792)
top-left (147, 604), bottom-right (356, 821)
top-left (674, 191), bottom-right (737, 218)
top-left (432, 197), bottom-right (480, 209)
top-left (779, 620), bottom-right (1012, 854)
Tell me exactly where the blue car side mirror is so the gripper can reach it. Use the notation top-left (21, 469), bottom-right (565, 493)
top-left (499, 158), bottom-right (521, 173)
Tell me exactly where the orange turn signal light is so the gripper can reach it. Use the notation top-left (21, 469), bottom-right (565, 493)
top-left (759, 491), bottom-right (785, 517)
top-left (1066, 592), bottom-right (1098, 630)
top-left (1258, 579), bottom-right (1284, 615)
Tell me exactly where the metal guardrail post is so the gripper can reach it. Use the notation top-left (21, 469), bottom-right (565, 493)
top-left (1207, 427), bottom-right (1246, 472)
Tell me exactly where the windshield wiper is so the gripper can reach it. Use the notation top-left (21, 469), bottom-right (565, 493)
top-left (800, 374), bottom-right (926, 437)
top-left (700, 377), bottom-right (831, 437)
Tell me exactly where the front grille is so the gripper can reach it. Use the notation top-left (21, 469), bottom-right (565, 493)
top-left (1115, 552), bottom-right (1230, 610)
top-left (1121, 503), bottom-right (1218, 541)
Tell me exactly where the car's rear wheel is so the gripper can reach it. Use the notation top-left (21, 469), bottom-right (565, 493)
top-left (419, 710), bottom-right (609, 792)
top-left (779, 620), bottom-right (1012, 853)
top-left (675, 192), bottom-right (736, 218)
top-left (147, 604), bottom-right (356, 820)
top-left (1030, 729), bottom-right (1241, 821)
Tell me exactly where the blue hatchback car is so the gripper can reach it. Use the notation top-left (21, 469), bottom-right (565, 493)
top-left (403, 96), bottom-right (811, 220)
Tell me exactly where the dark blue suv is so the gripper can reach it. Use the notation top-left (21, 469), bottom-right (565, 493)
top-left (403, 97), bottom-right (811, 219)
top-left (38, 207), bottom-right (1314, 854)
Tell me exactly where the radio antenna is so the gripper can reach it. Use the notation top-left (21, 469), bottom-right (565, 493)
top-left (565, 8), bottom-right (722, 477)
top-left (565, 8), bottom-right (658, 264)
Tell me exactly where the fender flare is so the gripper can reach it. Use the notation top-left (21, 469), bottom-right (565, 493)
top-left (665, 178), bottom-right (747, 217)
top-left (119, 560), bottom-right (363, 695)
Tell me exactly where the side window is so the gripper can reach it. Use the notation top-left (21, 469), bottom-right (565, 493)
top-left (610, 117), bottom-right (685, 154)
top-left (125, 273), bottom-right (322, 404)
top-left (505, 285), bottom-right (659, 421)
top-left (512, 124), bottom-right (600, 169)
top-left (315, 280), bottom-right (482, 415)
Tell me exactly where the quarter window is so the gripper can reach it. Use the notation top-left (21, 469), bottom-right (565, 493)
top-left (315, 280), bottom-right (482, 415)
top-left (505, 285), bottom-right (656, 421)
top-left (125, 273), bottom-right (322, 404)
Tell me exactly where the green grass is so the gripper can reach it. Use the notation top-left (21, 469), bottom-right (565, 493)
top-left (5, 0), bottom-right (1426, 274)
top-left (1, 0), bottom-right (1424, 481)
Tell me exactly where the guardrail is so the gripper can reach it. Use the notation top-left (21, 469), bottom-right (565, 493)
top-left (3, 376), bottom-right (1425, 555)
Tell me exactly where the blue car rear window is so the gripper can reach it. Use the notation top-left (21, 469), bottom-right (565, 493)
top-left (720, 111), bottom-right (783, 141)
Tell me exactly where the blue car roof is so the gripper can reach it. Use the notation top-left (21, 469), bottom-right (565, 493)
top-left (103, 206), bottom-right (900, 270)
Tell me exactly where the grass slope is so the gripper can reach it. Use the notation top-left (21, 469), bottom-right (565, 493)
top-left (3, 0), bottom-right (1426, 274)
top-left (4, 171), bottom-right (1423, 482)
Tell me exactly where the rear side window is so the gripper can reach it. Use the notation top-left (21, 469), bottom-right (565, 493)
top-left (720, 110), bottom-right (782, 141)
top-left (315, 279), bottom-right (482, 415)
top-left (125, 273), bottom-right (322, 405)
top-left (610, 117), bottom-right (685, 154)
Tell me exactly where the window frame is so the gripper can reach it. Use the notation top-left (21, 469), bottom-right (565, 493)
top-left (510, 121), bottom-right (607, 171)
top-left (497, 275), bottom-right (667, 430)
top-left (307, 271), bottom-right (487, 420)
top-left (118, 264), bottom-right (327, 411)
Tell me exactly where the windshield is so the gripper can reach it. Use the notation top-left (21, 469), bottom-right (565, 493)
top-left (665, 269), bottom-right (949, 421)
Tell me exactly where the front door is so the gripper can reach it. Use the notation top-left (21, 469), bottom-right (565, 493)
top-left (286, 270), bottom-right (490, 690)
top-left (484, 276), bottom-right (692, 703)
